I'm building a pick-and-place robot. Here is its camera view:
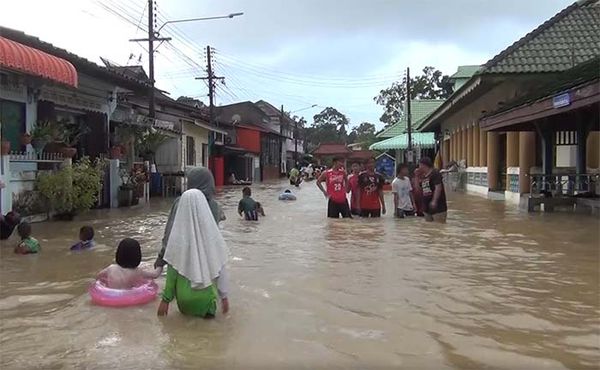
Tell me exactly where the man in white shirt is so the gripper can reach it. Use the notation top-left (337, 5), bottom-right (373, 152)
top-left (391, 163), bottom-right (417, 218)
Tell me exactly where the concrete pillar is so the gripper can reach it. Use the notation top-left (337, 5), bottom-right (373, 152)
top-left (506, 132), bottom-right (520, 191)
top-left (576, 123), bottom-right (589, 175)
top-left (473, 125), bottom-right (480, 167)
top-left (461, 128), bottom-right (467, 161)
top-left (587, 132), bottom-right (600, 169)
top-left (506, 132), bottom-right (520, 167)
top-left (452, 132), bottom-right (457, 161)
top-left (443, 139), bottom-right (450, 167)
top-left (487, 132), bottom-right (499, 190)
top-left (519, 132), bottom-right (536, 194)
top-left (457, 129), bottom-right (463, 162)
top-left (479, 128), bottom-right (487, 167)
top-left (467, 126), bottom-right (473, 167)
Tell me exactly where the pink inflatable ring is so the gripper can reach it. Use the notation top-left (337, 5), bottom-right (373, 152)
top-left (89, 280), bottom-right (158, 307)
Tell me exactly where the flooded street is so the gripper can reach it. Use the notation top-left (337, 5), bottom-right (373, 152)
top-left (1, 182), bottom-right (598, 369)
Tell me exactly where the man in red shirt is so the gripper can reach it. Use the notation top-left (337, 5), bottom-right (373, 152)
top-left (317, 157), bottom-right (351, 218)
top-left (357, 157), bottom-right (386, 218)
top-left (346, 161), bottom-right (362, 216)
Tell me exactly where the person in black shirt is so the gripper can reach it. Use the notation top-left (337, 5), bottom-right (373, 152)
top-left (418, 157), bottom-right (447, 223)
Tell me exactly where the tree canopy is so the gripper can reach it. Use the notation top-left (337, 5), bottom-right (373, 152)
top-left (373, 66), bottom-right (453, 127)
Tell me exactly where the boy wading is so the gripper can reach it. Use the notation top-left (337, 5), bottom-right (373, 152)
top-left (317, 158), bottom-right (351, 218)
top-left (357, 157), bottom-right (386, 218)
top-left (418, 157), bottom-right (448, 223)
top-left (392, 164), bottom-right (416, 218)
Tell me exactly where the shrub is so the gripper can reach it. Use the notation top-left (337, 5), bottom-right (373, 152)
top-left (37, 157), bottom-right (105, 215)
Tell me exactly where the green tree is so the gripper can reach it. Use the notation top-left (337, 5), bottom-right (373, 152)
top-left (349, 122), bottom-right (377, 147)
top-left (374, 66), bottom-right (453, 127)
top-left (313, 107), bottom-right (350, 137)
top-left (304, 107), bottom-right (350, 151)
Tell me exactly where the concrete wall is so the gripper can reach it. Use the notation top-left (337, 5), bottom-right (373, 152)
top-left (182, 122), bottom-right (209, 167)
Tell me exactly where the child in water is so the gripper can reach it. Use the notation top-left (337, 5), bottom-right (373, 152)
top-left (14, 222), bottom-right (40, 254)
top-left (238, 187), bottom-right (261, 221)
top-left (97, 238), bottom-right (161, 289)
top-left (70, 226), bottom-right (95, 250)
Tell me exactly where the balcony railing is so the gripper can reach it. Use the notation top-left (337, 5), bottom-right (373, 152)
top-left (529, 173), bottom-right (599, 197)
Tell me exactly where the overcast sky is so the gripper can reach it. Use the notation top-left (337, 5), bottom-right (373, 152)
top-left (0, 0), bottom-right (574, 128)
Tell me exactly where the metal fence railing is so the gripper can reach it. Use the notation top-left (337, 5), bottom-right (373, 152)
top-left (529, 173), bottom-right (599, 197)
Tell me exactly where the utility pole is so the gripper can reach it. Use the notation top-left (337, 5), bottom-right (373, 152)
top-left (406, 67), bottom-right (413, 163)
top-left (196, 46), bottom-right (224, 164)
top-left (129, 0), bottom-right (171, 120)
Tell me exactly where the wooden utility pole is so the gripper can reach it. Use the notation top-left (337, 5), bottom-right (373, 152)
top-left (129, 0), bottom-right (170, 119)
top-left (406, 67), bottom-right (413, 162)
top-left (196, 46), bottom-right (224, 127)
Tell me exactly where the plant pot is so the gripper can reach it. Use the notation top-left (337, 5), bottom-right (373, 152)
top-left (118, 187), bottom-right (133, 207)
top-left (61, 147), bottom-right (77, 158)
top-left (1, 140), bottom-right (10, 155)
top-left (21, 133), bottom-right (32, 146)
top-left (31, 139), bottom-right (47, 152)
top-left (110, 146), bottom-right (122, 159)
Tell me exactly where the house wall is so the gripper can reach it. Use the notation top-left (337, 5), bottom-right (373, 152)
top-left (236, 128), bottom-right (261, 153)
top-left (182, 121), bottom-right (209, 167)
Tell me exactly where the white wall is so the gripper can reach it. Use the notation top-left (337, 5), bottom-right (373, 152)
top-left (182, 122), bottom-right (209, 168)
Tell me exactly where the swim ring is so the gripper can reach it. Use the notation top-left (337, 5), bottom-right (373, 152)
top-left (89, 279), bottom-right (158, 307)
top-left (278, 193), bottom-right (297, 201)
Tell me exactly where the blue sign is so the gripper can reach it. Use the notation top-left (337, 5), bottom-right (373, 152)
top-left (553, 92), bottom-right (570, 108)
top-left (376, 153), bottom-right (396, 179)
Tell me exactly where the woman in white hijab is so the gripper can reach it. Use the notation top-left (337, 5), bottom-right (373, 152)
top-left (157, 189), bottom-right (230, 317)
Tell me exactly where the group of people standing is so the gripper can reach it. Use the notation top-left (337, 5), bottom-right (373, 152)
top-left (316, 156), bottom-right (447, 223)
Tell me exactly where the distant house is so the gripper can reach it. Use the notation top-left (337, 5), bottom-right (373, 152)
top-left (311, 143), bottom-right (373, 167)
top-left (216, 101), bottom-right (284, 182)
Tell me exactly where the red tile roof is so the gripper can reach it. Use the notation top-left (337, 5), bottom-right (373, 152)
top-left (311, 143), bottom-right (352, 155)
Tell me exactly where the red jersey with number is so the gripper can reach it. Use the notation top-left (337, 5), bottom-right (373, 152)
top-left (358, 171), bottom-right (385, 210)
top-left (325, 169), bottom-right (347, 203)
top-left (348, 174), bottom-right (360, 210)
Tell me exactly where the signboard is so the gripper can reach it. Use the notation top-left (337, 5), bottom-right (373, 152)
top-left (376, 153), bottom-right (396, 179)
top-left (553, 92), bottom-right (570, 109)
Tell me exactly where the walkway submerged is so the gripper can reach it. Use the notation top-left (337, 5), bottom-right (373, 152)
top-left (1, 182), bottom-right (598, 369)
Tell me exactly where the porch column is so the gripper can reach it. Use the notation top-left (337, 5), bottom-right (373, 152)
top-left (576, 122), bottom-right (589, 175)
top-left (443, 139), bottom-right (450, 167)
top-left (456, 129), bottom-right (462, 161)
top-left (473, 125), bottom-right (480, 167)
top-left (541, 130), bottom-right (553, 176)
top-left (519, 132), bottom-right (536, 194)
top-left (452, 132), bottom-right (457, 161)
top-left (479, 128), bottom-right (487, 166)
top-left (467, 126), bottom-right (473, 167)
top-left (487, 132), bottom-right (499, 190)
top-left (587, 132), bottom-right (600, 169)
top-left (461, 127), bottom-right (467, 161)
top-left (506, 132), bottom-right (520, 191)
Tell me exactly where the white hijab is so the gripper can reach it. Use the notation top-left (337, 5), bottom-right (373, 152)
top-left (164, 189), bottom-right (229, 289)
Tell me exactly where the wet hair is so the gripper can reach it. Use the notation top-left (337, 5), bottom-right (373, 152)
top-left (115, 238), bottom-right (142, 269)
top-left (80, 226), bottom-right (94, 241)
top-left (17, 222), bottom-right (31, 239)
top-left (419, 157), bottom-right (433, 168)
top-left (332, 157), bottom-right (344, 164)
top-left (6, 211), bottom-right (21, 226)
top-left (284, 189), bottom-right (292, 193)
top-left (351, 161), bottom-right (361, 167)
top-left (242, 187), bottom-right (251, 197)
top-left (397, 163), bottom-right (409, 175)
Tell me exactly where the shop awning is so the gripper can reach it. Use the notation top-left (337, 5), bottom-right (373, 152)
top-left (0, 36), bottom-right (77, 87)
top-left (370, 132), bottom-right (436, 151)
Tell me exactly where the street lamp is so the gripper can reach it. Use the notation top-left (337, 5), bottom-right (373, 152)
top-left (156, 12), bottom-right (244, 34)
top-left (291, 104), bottom-right (317, 114)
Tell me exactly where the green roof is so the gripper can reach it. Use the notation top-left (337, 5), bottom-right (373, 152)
top-left (482, 0), bottom-right (600, 74)
top-left (370, 132), bottom-right (436, 151)
top-left (376, 100), bottom-right (445, 138)
top-left (449, 65), bottom-right (481, 80)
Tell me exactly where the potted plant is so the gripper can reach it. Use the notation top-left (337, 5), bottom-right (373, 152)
top-left (51, 119), bottom-right (87, 158)
top-left (30, 121), bottom-right (53, 152)
top-left (36, 156), bottom-right (104, 220)
top-left (137, 129), bottom-right (169, 162)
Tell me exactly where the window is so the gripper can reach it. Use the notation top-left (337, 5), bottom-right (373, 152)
top-left (186, 136), bottom-right (196, 166)
top-left (202, 143), bottom-right (208, 167)
top-left (214, 132), bottom-right (224, 144)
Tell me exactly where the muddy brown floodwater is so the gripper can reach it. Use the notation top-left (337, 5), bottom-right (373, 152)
top-left (1, 181), bottom-right (599, 369)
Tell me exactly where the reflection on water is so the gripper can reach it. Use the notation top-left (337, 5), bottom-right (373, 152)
top-left (1, 182), bottom-right (598, 369)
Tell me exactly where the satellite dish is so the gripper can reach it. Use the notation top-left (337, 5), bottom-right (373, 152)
top-left (231, 114), bottom-right (241, 125)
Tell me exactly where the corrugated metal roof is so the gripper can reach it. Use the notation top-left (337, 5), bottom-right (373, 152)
top-left (370, 132), bottom-right (436, 151)
top-left (449, 65), bottom-right (481, 80)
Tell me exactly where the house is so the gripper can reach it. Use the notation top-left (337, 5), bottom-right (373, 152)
top-left (311, 143), bottom-right (373, 168)
top-left (418, 0), bottom-right (600, 206)
top-left (0, 26), bottom-right (151, 213)
top-left (216, 101), bottom-right (284, 182)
